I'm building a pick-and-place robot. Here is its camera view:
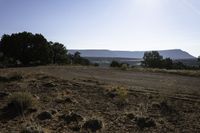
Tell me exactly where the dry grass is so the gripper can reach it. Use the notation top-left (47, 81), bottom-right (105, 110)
top-left (8, 92), bottom-right (36, 115)
top-left (0, 72), bottom-right (23, 82)
top-left (131, 68), bottom-right (200, 77)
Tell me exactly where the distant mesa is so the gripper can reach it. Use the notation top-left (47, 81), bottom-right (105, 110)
top-left (69, 49), bottom-right (195, 60)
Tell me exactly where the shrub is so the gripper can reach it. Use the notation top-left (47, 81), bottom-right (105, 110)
top-left (135, 116), bottom-right (156, 129)
top-left (114, 86), bottom-right (128, 99)
top-left (82, 119), bottom-right (103, 132)
top-left (108, 86), bottom-right (128, 108)
top-left (121, 64), bottom-right (128, 70)
top-left (159, 100), bottom-right (177, 116)
top-left (7, 92), bottom-right (36, 115)
top-left (110, 60), bottom-right (121, 67)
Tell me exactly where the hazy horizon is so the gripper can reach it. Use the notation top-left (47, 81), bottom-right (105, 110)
top-left (0, 0), bottom-right (200, 57)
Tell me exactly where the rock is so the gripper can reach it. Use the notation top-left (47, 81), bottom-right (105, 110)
top-left (82, 119), bottom-right (103, 132)
top-left (151, 102), bottom-right (161, 109)
top-left (65, 97), bottom-right (74, 103)
top-left (55, 97), bottom-right (77, 104)
top-left (43, 82), bottom-right (56, 87)
top-left (62, 112), bottom-right (84, 124)
top-left (27, 108), bottom-right (38, 113)
top-left (135, 117), bottom-right (156, 129)
top-left (37, 111), bottom-right (52, 120)
top-left (126, 113), bottom-right (135, 119)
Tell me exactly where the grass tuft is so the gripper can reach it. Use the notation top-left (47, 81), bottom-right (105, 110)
top-left (7, 92), bottom-right (36, 115)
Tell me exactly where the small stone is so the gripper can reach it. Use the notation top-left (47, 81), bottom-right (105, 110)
top-left (62, 112), bottom-right (84, 124)
top-left (0, 92), bottom-right (10, 98)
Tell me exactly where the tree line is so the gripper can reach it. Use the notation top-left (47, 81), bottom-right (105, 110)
top-left (142, 51), bottom-right (187, 69)
top-left (0, 32), bottom-right (90, 67)
top-left (110, 51), bottom-right (200, 70)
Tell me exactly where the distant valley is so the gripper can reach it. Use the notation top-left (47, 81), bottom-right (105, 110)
top-left (69, 49), bottom-right (195, 59)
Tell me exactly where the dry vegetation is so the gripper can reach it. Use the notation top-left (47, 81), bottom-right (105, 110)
top-left (0, 66), bottom-right (199, 133)
top-left (131, 68), bottom-right (200, 77)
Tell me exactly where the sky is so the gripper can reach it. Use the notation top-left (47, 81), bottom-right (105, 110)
top-left (0, 0), bottom-right (200, 57)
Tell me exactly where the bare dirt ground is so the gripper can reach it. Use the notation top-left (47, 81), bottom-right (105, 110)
top-left (0, 66), bottom-right (200, 133)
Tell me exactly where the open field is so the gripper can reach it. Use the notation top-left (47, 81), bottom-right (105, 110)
top-left (0, 66), bottom-right (200, 132)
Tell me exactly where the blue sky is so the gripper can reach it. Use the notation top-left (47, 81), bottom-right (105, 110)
top-left (0, 0), bottom-right (200, 57)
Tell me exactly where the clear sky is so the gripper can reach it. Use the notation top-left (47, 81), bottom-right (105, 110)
top-left (0, 0), bottom-right (200, 57)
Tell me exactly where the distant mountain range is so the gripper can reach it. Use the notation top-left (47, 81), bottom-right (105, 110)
top-left (69, 49), bottom-right (195, 59)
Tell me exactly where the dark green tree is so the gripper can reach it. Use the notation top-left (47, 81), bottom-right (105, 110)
top-left (110, 60), bottom-right (121, 67)
top-left (51, 42), bottom-right (68, 64)
top-left (142, 51), bottom-right (163, 68)
top-left (173, 61), bottom-right (186, 70)
top-left (0, 32), bottom-right (52, 65)
top-left (73, 51), bottom-right (81, 64)
top-left (67, 53), bottom-right (74, 64)
top-left (72, 51), bottom-right (90, 65)
top-left (162, 58), bottom-right (173, 69)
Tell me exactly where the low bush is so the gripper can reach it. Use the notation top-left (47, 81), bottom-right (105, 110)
top-left (107, 86), bottom-right (128, 108)
top-left (82, 119), bottom-right (103, 132)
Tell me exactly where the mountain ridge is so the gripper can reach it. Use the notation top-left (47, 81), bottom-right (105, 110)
top-left (69, 49), bottom-right (195, 59)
